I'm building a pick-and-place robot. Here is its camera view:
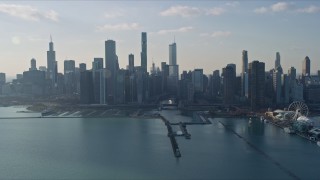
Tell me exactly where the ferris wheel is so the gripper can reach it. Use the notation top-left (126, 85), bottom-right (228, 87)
top-left (286, 101), bottom-right (309, 120)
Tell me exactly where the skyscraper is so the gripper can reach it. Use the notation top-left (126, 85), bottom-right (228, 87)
top-left (302, 56), bottom-right (311, 76)
top-left (168, 42), bottom-right (179, 94)
top-left (47, 36), bottom-right (57, 85)
top-left (30, 58), bottom-right (37, 71)
top-left (141, 32), bottom-right (147, 72)
top-left (79, 63), bottom-right (87, 72)
top-left (129, 54), bottom-right (134, 74)
top-left (223, 65), bottom-right (236, 104)
top-left (92, 58), bottom-right (103, 72)
top-left (248, 61), bottom-right (265, 110)
top-left (288, 67), bottom-right (296, 82)
top-left (169, 42), bottom-right (177, 66)
top-left (275, 52), bottom-right (280, 69)
top-left (64, 60), bottom-right (76, 94)
top-left (273, 67), bottom-right (282, 104)
top-left (241, 50), bottom-right (248, 97)
top-left (105, 40), bottom-right (119, 104)
top-left (242, 50), bottom-right (248, 74)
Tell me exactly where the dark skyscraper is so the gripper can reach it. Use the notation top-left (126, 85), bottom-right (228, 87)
top-left (105, 40), bottom-right (119, 104)
top-left (92, 58), bottom-right (103, 72)
top-left (141, 32), bottom-right (147, 72)
top-left (242, 50), bottom-right (248, 74)
top-left (79, 63), bottom-right (87, 72)
top-left (30, 58), bottom-right (37, 71)
top-left (64, 60), bottom-right (76, 94)
top-left (223, 65), bottom-right (236, 104)
top-left (47, 36), bottom-right (57, 85)
top-left (302, 56), bottom-right (310, 76)
top-left (129, 54), bottom-right (134, 74)
top-left (241, 50), bottom-right (248, 97)
top-left (275, 52), bottom-right (280, 69)
top-left (249, 61), bottom-right (265, 110)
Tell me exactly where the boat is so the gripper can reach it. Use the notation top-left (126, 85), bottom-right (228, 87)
top-left (284, 127), bottom-right (295, 134)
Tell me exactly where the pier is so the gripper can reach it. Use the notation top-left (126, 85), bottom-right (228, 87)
top-left (164, 120), bottom-right (181, 158)
top-left (179, 122), bottom-right (191, 139)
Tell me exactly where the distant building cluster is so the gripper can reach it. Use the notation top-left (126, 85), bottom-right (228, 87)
top-left (1, 33), bottom-right (320, 110)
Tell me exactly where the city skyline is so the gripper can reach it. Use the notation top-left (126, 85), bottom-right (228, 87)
top-left (1, 1), bottom-right (320, 78)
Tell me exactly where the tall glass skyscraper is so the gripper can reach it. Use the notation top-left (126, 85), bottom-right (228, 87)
top-left (169, 42), bottom-right (177, 66)
top-left (105, 40), bottom-right (119, 104)
top-left (302, 56), bottom-right (310, 76)
top-left (47, 36), bottom-right (57, 85)
top-left (140, 32), bottom-right (147, 72)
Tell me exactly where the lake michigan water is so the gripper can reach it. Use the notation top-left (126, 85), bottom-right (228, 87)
top-left (0, 106), bottom-right (320, 179)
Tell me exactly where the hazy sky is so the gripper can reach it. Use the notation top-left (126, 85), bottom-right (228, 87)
top-left (1, 1), bottom-right (320, 78)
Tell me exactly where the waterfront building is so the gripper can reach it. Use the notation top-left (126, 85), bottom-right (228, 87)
top-left (97, 69), bottom-right (108, 104)
top-left (29, 58), bottom-right (37, 71)
top-left (105, 40), bottom-right (119, 104)
top-left (22, 70), bottom-right (46, 96)
top-left (141, 32), bottom-right (147, 73)
top-left (211, 70), bottom-right (221, 99)
top-left (302, 56), bottom-right (311, 76)
top-left (80, 70), bottom-right (94, 104)
top-left (64, 60), bottom-right (76, 95)
top-left (92, 58), bottom-right (104, 100)
top-left (222, 65), bottom-right (236, 104)
top-left (192, 69), bottom-right (204, 93)
top-left (248, 61), bottom-right (265, 110)
top-left (115, 69), bottom-right (126, 104)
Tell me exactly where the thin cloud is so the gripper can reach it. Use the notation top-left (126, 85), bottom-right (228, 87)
top-left (211, 31), bottom-right (231, 38)
top-left (160, 6), bottom-right (201, 17)
top-left (254, 7), bottom-right (268, 14)
top-left (0, 3), bottom-right (59, 22)
top-left (225, 1), bottom-right (239, 7)
top-left (206, 7), bottom-right (226, 16)
top-left (271, 2), bottom-right (289, 12)
top-left (157, 27), bottom-right (193, 35)
top-left (96, 23), bottom-right (140, 31)
top-left (254, 2), bottom-right (291, 14)
top-left (297, 5), bottom-right (320, 13)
